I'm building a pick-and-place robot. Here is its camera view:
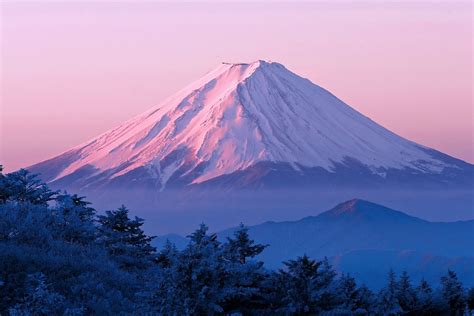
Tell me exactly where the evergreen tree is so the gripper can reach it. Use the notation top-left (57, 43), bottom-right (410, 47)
top-left (156, 239), bottom-right (179, 269)
top-left (224, 223), bottom-right (267, 264)
top-left (397, 270), bottom-right (417, 313)
top-left (377, 269), bottom-right (402, 315)
top-left (416, 278), bottom-right (434, 314)
top-left (159, 224), bottom-right (225, 314)
top-left (467, 287), bottom-right (474, 314)
top-left (0, 169), bottom-right (57, 205)
top-left (354, 284), bottom-right (375, 314)
top-left (314, 257), bottom-right (338, 311)
top-left (278, 255), bottom-right (320, 314)
top-left (97, 205), bottom-right (156, 270)
top-left (54, 193), bottom-right (96, 244)
top-left (221, 224), bottom-right (267, 313)
top-left (441, 270), bottom-right (466, 315)
top-left (8, 273), bottom-right (82, 316)
top-left (276, 255), bottom-right (338, 314)
top-left (336, 274), bottom-right (359, 312)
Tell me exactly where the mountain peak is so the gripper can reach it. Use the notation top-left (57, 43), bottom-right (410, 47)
top-left (318, 199), bottom-right (424, 223)
top-left (331, 198), bottom-right (374, 214)
top-left (222, 59), bottom-right (274, 66)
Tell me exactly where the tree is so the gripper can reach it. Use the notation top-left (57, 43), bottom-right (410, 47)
top-left (54, 193), bottom-right (96, 244)
top-left (276, 255), bottom-right (338, 314)
top-left (377, 269), bottom-right (402, 315)
top-left (0, 169), bottom-right (57, 205)
top-left (156, 239), bottom-right (179, 269)
top-left (354, 284), bottom-right (375, 314)
top-left (8, 273), bottom-right (82, 316)
top-left (416, 278), bottom-right (434, 314)
top-left (397, 271), bottom-right (417, 313)
top-left (467, 287), bottom-right (474, 314)
top-left (224, 223), bottom-right (266, 264)
top-left (441, 270), bottom-right (466, 315)
top-left (221, 224), bottom-right (267, 313)
top-left (335, 274), bottom-right (359, 312)
top-left (97, 205), bottom-right (156, 270)
top-left (158, 224), bottom-right (225, 314)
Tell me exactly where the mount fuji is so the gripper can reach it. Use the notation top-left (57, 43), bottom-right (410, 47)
top-left (28, 60), bottom-right (473, 231)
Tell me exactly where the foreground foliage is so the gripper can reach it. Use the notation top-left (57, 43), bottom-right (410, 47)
top-left (0, 167), bottom-right (473, 315)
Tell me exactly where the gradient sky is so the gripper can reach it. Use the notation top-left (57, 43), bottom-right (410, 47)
top-left (1, 1), bottom-right (472, 172)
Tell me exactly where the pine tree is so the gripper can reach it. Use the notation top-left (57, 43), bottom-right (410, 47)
top-left (0, 169), bottom-right (57, 205)
top-left (397, 271), bottom-right (417, 313)
top-left (8, 273), bottom-right (80, 316)
top-left (54, 193), bottom-right (96, 244)
top-left (467, 287), bottom-right (474, 314)
top-left (221, 224), bottom-right (267, 313)
top-left (416, 278), bottom-right (434, 314)
top-left (156, 239), bottom-right (179, 268)
top-left (278, 255), bottom-right (320, 314)
top-left (97, 205), bottom-right (156, 270)
top-left (441, 270), bottom-right (466, 315)
top-left (377, 269), bottom-right (402, 315)
top-left (224, 223), bottom-right (266, 264)
top-left (314, 257), bottom-right (338, 311)
top-left (354, 284), bottom-right (375, 314)
top-left (336, 274), bottom-right (359, 312)
top-left (276, 255), bottom-right (338, 314)
top-left (166, 224), bottom-right (225, 314)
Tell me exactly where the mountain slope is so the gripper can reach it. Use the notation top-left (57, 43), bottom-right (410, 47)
top-left (28, 61), bottom-right (472, 192)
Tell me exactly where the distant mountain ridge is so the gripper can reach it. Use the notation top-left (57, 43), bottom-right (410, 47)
top-left (155, 199), bottom-right (474, 288)
top-left (220, 199), bottom-right (474, 263)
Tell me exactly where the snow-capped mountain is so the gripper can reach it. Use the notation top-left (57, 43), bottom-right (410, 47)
top-left (29, 60), bottom-right (472, 192)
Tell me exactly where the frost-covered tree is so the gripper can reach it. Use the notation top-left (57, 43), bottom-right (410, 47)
top-left (397, 270), bottom-right (417, 313)
top-left (276, 255), bottom-right (338, 314)
top-left (158, 224), bottom-right (225, 314)
top-left (441, 270), bottom-right (466, 315)
top-left (334, 274), bottom-right (358, 312)
top-left (315, 257), bottom-right (338, 310)
top-left (224, 223), bottom-right (266, 264)
top-left (53, 193), bottom-right (96, 244)
top-left (0, 169), bottom-right (57, 205)
top-left (377, 269), bottom-right (402, 315)
top-left (8, 273), bottom-right (83, 316)
top-left (415, 278), bottom-right (434, 314)
top-left (97, 205), bottom-right (156, 270)
top-left (156, 239), bottom-right (179, 269)
top-left (221, 224), bottom-right (267, 313)
top-left (467, 287), bottom-right (474, 314)
top-left (354, 284), bottom-right (376, 314)
top-left (335, 274), bottom-right (375, 314)
top-left (277, 255), bottom-right (320, 314)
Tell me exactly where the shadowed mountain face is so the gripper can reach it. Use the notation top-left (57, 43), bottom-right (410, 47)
top-left (218, 199), bottom-right (474, 265)
top-left (155, 199), bottom-right (474, 288)
top-left (27, 61), bottom-right (473, 229)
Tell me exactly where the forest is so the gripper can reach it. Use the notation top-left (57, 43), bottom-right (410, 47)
top-left (0, 166), bottom-right (473, 315)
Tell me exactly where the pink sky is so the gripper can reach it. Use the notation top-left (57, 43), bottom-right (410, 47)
top-left (1, 1), bottom-right (472, 172)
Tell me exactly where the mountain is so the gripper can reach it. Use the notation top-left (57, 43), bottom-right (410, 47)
top-left (28, 60), bottom-right (473, 231)
top-left (218, 199), bottom-right (474, 264)
top-left (29, 60), bottom-right (471, 190)
top-left (156, 199), bottom-right (474, 288)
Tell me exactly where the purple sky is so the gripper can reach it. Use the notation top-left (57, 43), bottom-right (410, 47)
top-left (1, 1), bottom-right (472, 172)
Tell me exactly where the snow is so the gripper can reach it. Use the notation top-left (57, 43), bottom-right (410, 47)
top-left (50, 60), bottom-right (449, 187)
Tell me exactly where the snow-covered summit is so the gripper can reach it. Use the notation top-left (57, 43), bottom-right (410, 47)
top-left (30, 60), bottom-right (465, 190)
